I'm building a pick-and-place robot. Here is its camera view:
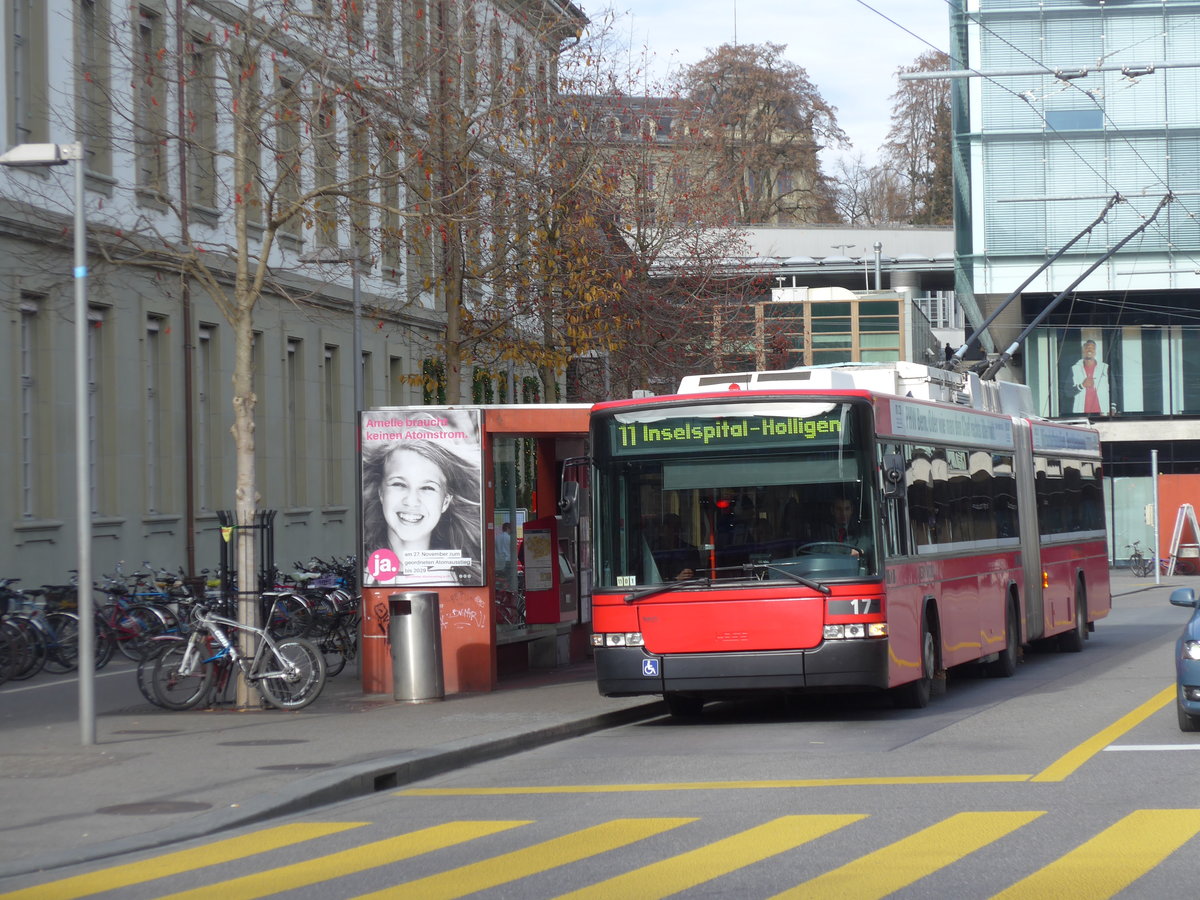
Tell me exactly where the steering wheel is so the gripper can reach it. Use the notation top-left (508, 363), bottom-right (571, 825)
top-left (796, 541), bottom-right (857, 556)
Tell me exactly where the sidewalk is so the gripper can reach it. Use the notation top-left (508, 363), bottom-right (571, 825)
top-left (0, 570), bottom-right (1181, 879)
top-left (0, 659), bottom-right (664, 879)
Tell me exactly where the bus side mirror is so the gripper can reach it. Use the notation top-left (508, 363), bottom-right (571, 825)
top-left (882, 453), bottom-right (904, 499)
top-left (558, 481), bottom-right (581, 529)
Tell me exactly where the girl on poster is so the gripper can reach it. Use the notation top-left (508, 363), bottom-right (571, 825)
top-left (361, 418), bottom-right (483, 587)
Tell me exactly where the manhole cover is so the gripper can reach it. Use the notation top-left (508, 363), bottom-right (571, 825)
top-left (218, 739), bottom-right (308, 746)
top-left (111, 729), bottom-right (182, 735)
top-left (97, 801), bottom-right (212, 815)
top-left (258, 763), bottom-right (334, 771)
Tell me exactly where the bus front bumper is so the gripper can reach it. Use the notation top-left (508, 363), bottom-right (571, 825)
top-left (594, 640), bottom-right (890, 697)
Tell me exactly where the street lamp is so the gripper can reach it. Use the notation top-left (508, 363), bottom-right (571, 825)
top-left (1, 141), bottom-right (93, 745)
top-left (830, 243), bottom-right (856, 256)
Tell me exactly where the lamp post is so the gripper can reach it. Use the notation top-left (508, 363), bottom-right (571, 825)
top-left (2, 141), bottom-right (93, 745)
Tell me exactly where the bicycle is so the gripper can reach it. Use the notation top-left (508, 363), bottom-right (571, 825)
top-left (149, 600), bottom-right (326, 710)
top-left (1127, 542), bottom-right (1156, 577)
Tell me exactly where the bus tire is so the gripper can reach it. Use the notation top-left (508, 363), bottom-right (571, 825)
top-left (987, 596), bottom-right (1020, 678)
top-left (893, 610), bottom-right (936, 709)
top-left (1058, 581), bottom-right (1088, 653)
top-left (664, 693), bottom-right (705, 718)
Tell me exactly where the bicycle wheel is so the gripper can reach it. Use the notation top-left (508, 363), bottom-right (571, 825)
top-left (256, 638), bottom-right (326, 710)
top-left (43, 612), bottom-right (80, 672)
top-left (112, 604), bottom-right (170, 661)
top-left (1130, 555), bottom-right (1155, 578)
top-left (265, 594), bottom-right (313, 639)
top-left (4, 616), bottom-right (46, 681)
top-left (319, 624), bottom-right (354, 677)
top-left (149, 643), bottom-right (215, 710)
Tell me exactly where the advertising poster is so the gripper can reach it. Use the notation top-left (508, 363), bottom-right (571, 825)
top-left (360, 408), bottom-right (484, 588)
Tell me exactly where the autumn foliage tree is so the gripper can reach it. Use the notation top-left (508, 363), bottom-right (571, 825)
top-left (679, 43), bottom-right (847, 224)
top-left (880, 50), bottom-right (953, 225)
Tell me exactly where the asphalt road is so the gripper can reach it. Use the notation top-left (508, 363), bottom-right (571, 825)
top-left (3, 583), bottom-right (1197, 899)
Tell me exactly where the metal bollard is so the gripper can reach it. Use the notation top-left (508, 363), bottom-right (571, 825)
top-left (388, 592), bottom-right (444, 702)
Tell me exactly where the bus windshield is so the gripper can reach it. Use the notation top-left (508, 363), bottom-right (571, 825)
top-left (593, 400), bottom-right (878, 587)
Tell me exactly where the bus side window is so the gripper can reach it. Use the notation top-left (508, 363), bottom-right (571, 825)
top-left (906, 446), bottom-right (936, 550)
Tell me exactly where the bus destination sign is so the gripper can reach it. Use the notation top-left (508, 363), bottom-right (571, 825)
top-left (610, 414), bottom-right (843, 455)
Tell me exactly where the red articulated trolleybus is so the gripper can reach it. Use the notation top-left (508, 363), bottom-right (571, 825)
top-left (588, 362), bottom-right (1111, 717)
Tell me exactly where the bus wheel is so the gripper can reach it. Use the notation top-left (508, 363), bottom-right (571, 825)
top-left (664, 693), bottom-right (705, 718)
top-left (893, 614), bottom-right (935, 709)
top-left (988, 599), bottom-right (1020, 678)
top-left (1058, 583), bottom-right (1088, 653)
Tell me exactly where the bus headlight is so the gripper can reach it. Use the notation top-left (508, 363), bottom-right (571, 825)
top-left (824, 623), bottom-right (888, 640)
top-left (591, 632), bottom-right (645, 647)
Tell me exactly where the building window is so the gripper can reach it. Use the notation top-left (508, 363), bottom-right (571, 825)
top-left (276, 77), bottom-right (302, 234)
top-left (380, 133), bottom-right (402, 275)
top-left (461, 5), bottom-right (478, 106)
top-left (8, 0), bottom-right (48, 146)
top-left (377, 0), bottom-right (395, 60)
top-left (87, 307), bottom-right (105, 514)
top-left (323, 345), bottom-right (341, 507)
top-left (134, 6), bottom-right (166, 195)
top-left (406, 156), bottom-right (434, 301)
top-left (389, 355), bottom-right (407, 404)
top-left (186, 31), bottom-right (218, 208)
top-left (76, 0), bottom-right (111, 173)
top-left (313, 94), bottom-right (339, 248)
top-left (404, 0), bottom-right (429, 95)
top-left (1045, 109), bottom-right (1103, 131)
top-left (18, 297), bottom-right (42, 518)
top-left (197, 325), bottom-right (216, 511)
top-left (284, 338), bottom-right (304, 507)
top-left (145, 316), bottom-right (167, 513)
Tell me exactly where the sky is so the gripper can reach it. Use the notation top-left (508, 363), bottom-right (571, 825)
top-left (606, 0), bottom-right (954, 169)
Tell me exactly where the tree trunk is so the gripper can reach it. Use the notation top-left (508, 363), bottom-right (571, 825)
top-left (231, 307), bottom-right (260, 708)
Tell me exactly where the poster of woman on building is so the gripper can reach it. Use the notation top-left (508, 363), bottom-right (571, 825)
top-left (361, 409), bottom-right (484, 588)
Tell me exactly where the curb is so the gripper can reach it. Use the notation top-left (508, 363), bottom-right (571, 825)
top-left (0, 701), bottom-right (664, 879)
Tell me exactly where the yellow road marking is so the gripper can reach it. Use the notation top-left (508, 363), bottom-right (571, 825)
top-left (553, 815), bottom-right (864, 900)
top-left (771, 811), bottom-right (1044, 900)
top-left (400, 774), bottom-right (1031, 795)
top-left (990, 809), bottom-right (1200, 900)
top-left (154, 821), bottom-right (530, 900)
top-left (0, 822), bottom-right (365, 900)
top-left (1031, 685), bottom-right (1175, 782)
top-left (349, 818), bottom-right (694, 900)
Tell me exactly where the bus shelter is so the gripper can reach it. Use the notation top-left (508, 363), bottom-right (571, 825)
top-left (359, 404), bottom-right (591, 695)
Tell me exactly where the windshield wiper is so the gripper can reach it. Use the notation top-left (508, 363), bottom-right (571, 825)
top-left (742, 562), bottom-right (831, 595)
top-left (623, 576), bottom-right (710, 604)
top-left (621, 563), bottom-right (830, 602)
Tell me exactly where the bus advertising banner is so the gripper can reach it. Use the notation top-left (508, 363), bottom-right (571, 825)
top-left (360, 408), bottom-right (484, 588)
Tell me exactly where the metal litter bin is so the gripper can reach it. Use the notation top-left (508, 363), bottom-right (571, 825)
top-left (388, 592), bottom-right (444, 702)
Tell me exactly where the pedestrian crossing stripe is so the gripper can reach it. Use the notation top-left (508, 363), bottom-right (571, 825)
top-left (991, 809), bottom-right (1200, 900)
top-left (554, 815), bottom-right (865, 900)
top-left (769, 811), bottom-right (1044, 900)
top-left (348, 819), bottom-right (695, 900)
top-left (0, 822), bottom-right (365, 900)
top-left (153, 820), bottom-right (531, 900)
top-left (5, 810), bottom-right (1200, 900)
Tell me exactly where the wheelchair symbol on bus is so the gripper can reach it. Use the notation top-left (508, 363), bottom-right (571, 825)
top-left (642, 659), bottom-right (659, 677)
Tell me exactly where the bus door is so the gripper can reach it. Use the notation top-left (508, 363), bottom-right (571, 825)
top-left (1012, 419), bottom-right (1044, 640)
